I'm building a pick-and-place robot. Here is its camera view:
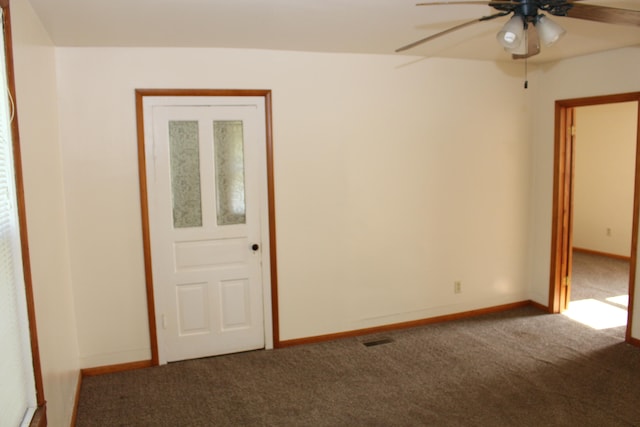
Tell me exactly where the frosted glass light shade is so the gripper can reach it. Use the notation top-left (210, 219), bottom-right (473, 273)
top-left (507, 37), bottom-right (528, 55)
top-left (536, 15), bottom-right (566, 46)
top-left (497, 15), bottom-right (524, 49)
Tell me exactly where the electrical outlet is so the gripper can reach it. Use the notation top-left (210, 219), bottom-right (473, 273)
top-left (454, 281), bottom-right (462, 294)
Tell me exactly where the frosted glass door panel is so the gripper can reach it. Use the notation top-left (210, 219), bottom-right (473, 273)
top-left (169, 121), bottom-right (203, 228)
top-left (214, 121), bottom-right (246, 226)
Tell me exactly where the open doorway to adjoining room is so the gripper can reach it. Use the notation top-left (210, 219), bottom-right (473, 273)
top-left (550, 92), bottom-right (640, 342)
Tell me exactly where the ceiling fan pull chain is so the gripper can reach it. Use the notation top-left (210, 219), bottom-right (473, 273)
top-left (522, 26), bottom-right (528, 89)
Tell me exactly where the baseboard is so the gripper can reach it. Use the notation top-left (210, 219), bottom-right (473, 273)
top-left (29, 405), bottom-right (46, 427)
top-left (529, 299), bottom-right (551, 312)
top-left (628, 336), bottom-right (640, 348)
top-left (70, 371), bottom-right (82, 427)
top-left (573, 247), bottom-right (631, 262)
top-left (81, 359), bottom-right (153, 377)
top-left (278, 300), bottom-right (538, 348)
top-left (75, 301), bottom-right (554, 370)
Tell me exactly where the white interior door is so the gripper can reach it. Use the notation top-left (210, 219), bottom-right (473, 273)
top-left (144, 97), bottom-right (271, 363)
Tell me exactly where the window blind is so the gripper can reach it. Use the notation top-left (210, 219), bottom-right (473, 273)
top-left (0, 9), bottom-right (37, 427)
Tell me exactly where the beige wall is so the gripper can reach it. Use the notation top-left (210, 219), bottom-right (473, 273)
top-left (54, 47), bottom-right (532, 366)
top-left (528, 46), bottom-right (640, 339)
top-left (11, 0), bottom-right (80, 425)
top-left (573, 102), bottom-right (637, 257)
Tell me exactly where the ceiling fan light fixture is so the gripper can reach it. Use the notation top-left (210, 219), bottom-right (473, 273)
top-left (497, 15), bottom-right (524, 49)
top-left (536, 14), bottom-right (566, 46)
top-left (506, 37), bottom-right (528, 55)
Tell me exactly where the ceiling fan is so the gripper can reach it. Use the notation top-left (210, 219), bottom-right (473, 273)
top-left (396, 0), bottom-right (640, 59)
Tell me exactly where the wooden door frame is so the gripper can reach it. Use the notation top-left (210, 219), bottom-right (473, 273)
top-left (549, 104), bottom-right (575, 313)
top-left (549, 91), bottom-right (640, 343)
top-left (135, 89), bottom-right (280, 365)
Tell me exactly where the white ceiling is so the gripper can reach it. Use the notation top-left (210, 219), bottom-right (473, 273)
top-left (26, 0), bottom-right (640, 64)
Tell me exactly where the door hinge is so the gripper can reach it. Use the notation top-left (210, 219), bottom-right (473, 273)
top-left (162, 314), bottom-right (168, 329)
top-left (570, 125), bottom-right (576, 136)
top-left (562, 276), bottom-right (570, 288)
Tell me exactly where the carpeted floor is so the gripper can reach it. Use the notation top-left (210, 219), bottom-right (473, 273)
top-left (76, 303), bottom-right (640, 426)
top-left (571, 250), bottom-right (630, 306)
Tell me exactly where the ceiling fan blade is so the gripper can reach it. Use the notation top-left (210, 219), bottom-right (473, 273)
top-left (512, 24), bottom-right (541, 60)
top-left (395, 12), bottom-right (507, 52)
top-left (417, 1), bottom-right (494, 5)
top-left (416, 1), bottom-right (516, 6)
top-left (565, 3), bottom-right (640, 26)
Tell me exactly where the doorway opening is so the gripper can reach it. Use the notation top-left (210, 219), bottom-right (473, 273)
top-left (549, 92), bottom-right (640, 342)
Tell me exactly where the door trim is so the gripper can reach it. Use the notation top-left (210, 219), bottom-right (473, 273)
top-left (135, 89), bottom-right (280, 365)
top-left (549, 91), bottom-right (640, 343)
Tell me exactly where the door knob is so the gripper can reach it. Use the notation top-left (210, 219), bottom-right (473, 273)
top-left (251, 243), bottom-right (259, 251)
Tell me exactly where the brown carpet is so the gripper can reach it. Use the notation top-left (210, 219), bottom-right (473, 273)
top-left (571, 250), bottom-right (630, 307)
top-left (76, 305), bottom-right (640, 426)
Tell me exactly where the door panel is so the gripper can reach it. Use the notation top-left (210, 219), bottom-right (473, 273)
top-left (220, 279), bottom-right (251, 329)
top-left (174, 238), bottom-right (247, 271)
top-left (176, 282), bottom-right (209, 335)
top-left (145, 100), bottom-right (267, 363)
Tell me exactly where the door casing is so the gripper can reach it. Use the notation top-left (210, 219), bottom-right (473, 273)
top-left (135, 89), bottom-right (280, 365)
top-left (549, 91), bottom-right (640, 343)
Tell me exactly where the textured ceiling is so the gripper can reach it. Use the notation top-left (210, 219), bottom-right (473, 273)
top-left (26, 0), bottom-right (640, 63)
